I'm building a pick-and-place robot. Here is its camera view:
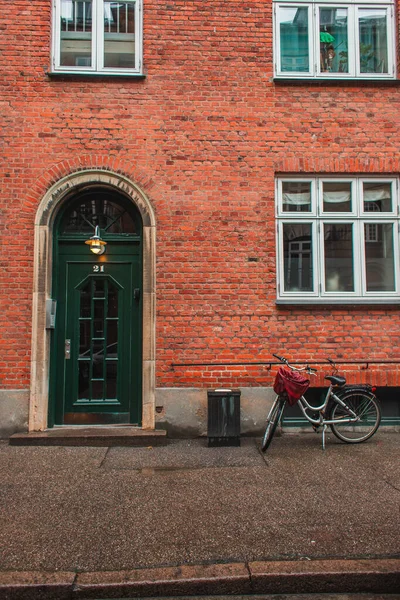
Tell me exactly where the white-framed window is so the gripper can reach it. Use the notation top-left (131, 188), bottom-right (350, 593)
top-left (274, 0), bottom-right (395, 79)
top-left (52, 0), bottom-right (142, 74)
top-left (276, 177), bottom-right (400, 303)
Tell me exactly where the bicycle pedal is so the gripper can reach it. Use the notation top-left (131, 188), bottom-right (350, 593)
top-left (312, 424), bottom-right (320, 432)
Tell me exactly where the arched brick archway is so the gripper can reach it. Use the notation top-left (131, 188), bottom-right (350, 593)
top-left (29, 169), bottom-right (156, 431)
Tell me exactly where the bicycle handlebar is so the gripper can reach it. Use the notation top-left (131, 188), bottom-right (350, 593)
top-left (273, 353), bottom-right (318, 374)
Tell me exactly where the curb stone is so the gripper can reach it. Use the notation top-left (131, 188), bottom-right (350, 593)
top-left (0, 558), bottom-right (399, 599)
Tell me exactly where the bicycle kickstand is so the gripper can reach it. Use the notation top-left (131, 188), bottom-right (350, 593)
top-left (321, 424), bottom-right (328, 450)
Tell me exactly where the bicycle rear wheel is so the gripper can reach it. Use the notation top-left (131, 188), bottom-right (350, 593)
top-left (329, 391), bottom-right (381, 443)
top-left (261, 396), bottom-right (286, 452)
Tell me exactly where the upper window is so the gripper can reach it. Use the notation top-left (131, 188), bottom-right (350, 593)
top-left (276, 177), bottom-right (400, 303)
top-left (274, 0), bottom-right (395, 79)
top-left (52, 0), bottom-right (142, 74)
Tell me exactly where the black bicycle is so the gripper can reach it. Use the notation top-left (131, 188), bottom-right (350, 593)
top-left (261, 354), bottom-right (382, 451)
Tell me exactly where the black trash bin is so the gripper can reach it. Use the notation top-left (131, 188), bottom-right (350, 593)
top-left (207, 389), bottom-right (241, 447)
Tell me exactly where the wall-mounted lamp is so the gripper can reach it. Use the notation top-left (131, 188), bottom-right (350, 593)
top-left (85, 226), bottom-right (107, 255)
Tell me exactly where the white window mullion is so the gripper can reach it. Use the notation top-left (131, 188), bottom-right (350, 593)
top-left (53, 0), bottom-right (61, 69)
top-left (311, 5), bottom-right (317, 75)
top-left (94, 0), bottom-right (103, 71)
top-left (354, 220), bottom-right (364, 295)
top-left (395, 222), bottom-right (400, 293)
top-left (348, 6), bottom-right (357, 77)
top-left (388, 5), bottom-right (395, 76)
top-left (136, 0), bottom-right (142, 71)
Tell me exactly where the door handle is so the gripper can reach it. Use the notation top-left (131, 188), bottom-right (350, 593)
top-left (65, 339), bottom-right (71, 360)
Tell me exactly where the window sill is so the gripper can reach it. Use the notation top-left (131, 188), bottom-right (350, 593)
top-left (277, 297), bottom-right (400, 305)
top-left (273, 76), bottom-right (400, 86)
top-left (47, 71), bottom-right (146, 80)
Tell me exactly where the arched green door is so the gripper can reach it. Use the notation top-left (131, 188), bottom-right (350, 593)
top-left (49, 189), bottom-right (142, 426)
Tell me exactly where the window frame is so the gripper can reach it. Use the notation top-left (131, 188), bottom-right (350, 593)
top-left (276, 177), bottom-right (400, 303)
top-left (52, 0), bottom-right (143, 75)
top-left (273, 0), bottom-right (395, 80)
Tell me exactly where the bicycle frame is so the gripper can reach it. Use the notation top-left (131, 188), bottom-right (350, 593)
top-left (297, 387), bottom-right (359, 427)
top-left (281, 386), bottom-right (361, 450)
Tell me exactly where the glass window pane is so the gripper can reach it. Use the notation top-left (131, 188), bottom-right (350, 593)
top-left (320, 8), bottom-right (348, 73)
top-left (60, 0), bottom-right (92, 67)
top-left (106, 362), bottom-right (118, 398)
top-left (94, 299), bottom-right (105, 320)
top-left (282, 182), bottom-right (312, 212)
top-left (93, 279), bottom-right (105, 297)
top-left (363, 182), bottom-right (392, 213)
top-left (324, 224), bottom-right (354, 291)
top-left (78, 361), bottom-right (90, 399)
top-left (323, 181), bottom-right (352, 212)
top-left (79, 320), bottom-right (91, 355)
top-left (80, 283), bottom-right (91, 318)
top-left (92, 380), bottom-right (104, 400)
top-left (104, 1), bottom-right (136, 69)
top-left (283, 223), bottom-right (313, 291)
top-left (365, 223), bottom-right (395, 291)
top-left (61, 193), bottom-right (137, 234)
top-left (279, 7), bottom-right (309, 72)
top-left (358, 9), bottom-right (388, 74)
top-left (107, 286), bottom-right (118, 318)
top-left (107, 320), bottom-right (118, 346)
top-left (92, 354), bottom-right (104, 379)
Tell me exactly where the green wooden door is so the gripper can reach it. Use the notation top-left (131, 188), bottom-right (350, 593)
top-left (51, 242), bottom-right (142, 426)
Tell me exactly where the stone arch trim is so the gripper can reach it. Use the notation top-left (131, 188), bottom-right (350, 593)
top-left (30, 169), bottom-right (156, 431)
top-left (26, 156), bottom-right (157, 211)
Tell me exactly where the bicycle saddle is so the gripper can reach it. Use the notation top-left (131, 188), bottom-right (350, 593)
top-left (325, 375), bottom-right (346, 386)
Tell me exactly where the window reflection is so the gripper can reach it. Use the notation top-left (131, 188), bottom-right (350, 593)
top-left (324, 224), bottom-right (354, 291)
top-left (283, 223), bottom-right (313, 291)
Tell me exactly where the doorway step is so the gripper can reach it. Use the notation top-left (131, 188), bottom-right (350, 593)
top-left (9, 427), bottom-right (168, 447)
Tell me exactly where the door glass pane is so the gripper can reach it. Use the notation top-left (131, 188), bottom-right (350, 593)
top-left (60, 0), bottom-right (92, 67)
top-left (107, 320), bottom-right (118, 345)
top-left (320, 8), bottom-right (348, 73)
top-left (77, 277), bottom-right (120, 402)
top-left (363, 182), bottom-right (392, 212)
top-left (279, 7), bottom-right (309, 72)
top-left (104, 1), bottom-right (136, 68)
top-left (60, 193), bottom-right (138, 234)
top-left (283, 223), bottom-right (313, 291)
top-left (78, 361), bottom-right (90, 399)
top-left (93, 279), bottom-right (105, 297)
top-left (92, 356), bottom-right (104, 379)
top-left (358, 9), bottom-right (388, 74)
top-left (282, 181), bottom-right (312, 212)
top-left (323, 181), bottom-right (352, 212)
top-left (108, 286), bottom-right (118, 317)
top-left (324, 224), bottom-right (354, 291)
top-left (365, 223), bottom-right (395, 291)
top-left (79, 320), bottom-right (91, 355)
top-left (106, 362), bottom-right (118, 398)
top-left (80, 282), bottom-right (91, 317)
top-left (94, 298), bottom-right (105, 320)
top-left (92, 380), bottom-right (104, 400)
top-left (93, 318), bottom-right (104, 337)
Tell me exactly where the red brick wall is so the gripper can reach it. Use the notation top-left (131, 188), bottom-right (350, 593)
top-left (1, 0), bottom-right (400, 390)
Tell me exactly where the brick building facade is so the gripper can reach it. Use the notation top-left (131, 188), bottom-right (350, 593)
top-left (1, 0), bottom-right (400, 437)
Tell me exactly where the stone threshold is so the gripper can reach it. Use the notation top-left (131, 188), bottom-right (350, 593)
top-left (9, 427), bottom-right (168, 447)
top-left (0, 558), bottom-right (399, 599)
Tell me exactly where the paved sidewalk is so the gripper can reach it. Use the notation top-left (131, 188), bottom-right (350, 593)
top-left (1, 431), bottom-right (399, 598)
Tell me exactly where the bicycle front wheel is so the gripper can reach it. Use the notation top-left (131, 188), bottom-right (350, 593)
top-left (329, 391), bottom-right (381, 443)
top-left (261, 396), bottom-right (285, 452)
